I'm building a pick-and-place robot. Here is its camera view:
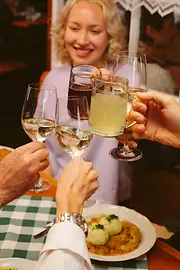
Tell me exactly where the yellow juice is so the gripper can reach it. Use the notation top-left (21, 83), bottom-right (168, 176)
top-left (89, 92), bottom-right (127, 137)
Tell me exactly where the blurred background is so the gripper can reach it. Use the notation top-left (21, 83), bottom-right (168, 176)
top-left (0, 0), bottom-right (48, 148)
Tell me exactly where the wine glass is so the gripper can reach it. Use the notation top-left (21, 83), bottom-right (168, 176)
top-left (21, 83), bottom-right (57, 192)
top-left (55, 96), bottom-right (95, 207)
top-left (68, 65), bottom-right (101, 112)
top-left (89, 75), bottom-right (129, 138)
top-left (109, 51), bottom-right (147, 161)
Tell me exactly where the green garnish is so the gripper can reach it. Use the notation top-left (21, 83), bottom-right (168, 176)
top-left (106, 214), bottom-right (118, 223)
top-left (92, 224), bottom-right (104, 230)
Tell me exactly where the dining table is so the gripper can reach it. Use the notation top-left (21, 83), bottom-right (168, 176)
top-left (0, 171), bottom-right (179, 269)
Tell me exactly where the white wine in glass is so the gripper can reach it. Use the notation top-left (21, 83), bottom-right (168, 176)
top-left (56, 125), bottom-right (93, 158)
top-left (55, 97), bottom-right (93, 159)
top-left (21, 83), bottom-right (57, 192)
top-left (22, 118), bottom-right (55, 142)
top-left (55, 96), bottom-right (95, 207)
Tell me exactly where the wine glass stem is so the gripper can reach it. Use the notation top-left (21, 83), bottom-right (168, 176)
top-left (123, 141), bottom-right (131, 153)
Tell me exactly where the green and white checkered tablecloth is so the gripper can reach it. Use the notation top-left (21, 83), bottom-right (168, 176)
top-left (0, 195), bottom-right (148, 269)
top-left (0, 195), bottom-right (56, 261)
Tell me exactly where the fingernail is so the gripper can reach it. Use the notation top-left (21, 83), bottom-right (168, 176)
top-left (131, 142), bottom-right (137, 148)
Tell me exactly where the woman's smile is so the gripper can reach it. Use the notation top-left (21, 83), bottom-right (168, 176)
top-left (73, 46), bottom-right (94, 57)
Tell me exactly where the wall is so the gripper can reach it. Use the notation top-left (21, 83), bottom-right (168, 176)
top-left (51, 0), bottom-right (64, 68)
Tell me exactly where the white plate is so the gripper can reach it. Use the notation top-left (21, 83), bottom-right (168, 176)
top-left (0, 258), bottom-right (36, 269)
top-left (83, 204), bottom-right (156, 262)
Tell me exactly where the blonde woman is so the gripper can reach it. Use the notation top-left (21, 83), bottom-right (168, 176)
top-left (44, 0), bottom-right (133, 205)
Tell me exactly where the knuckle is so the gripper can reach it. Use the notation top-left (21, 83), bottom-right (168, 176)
top-left (87, 162), bottom-right (93, 170)
top-left (42, 149), bottom-right (49, 158)
top-left (94, 171), bottom-right (99, 178)
top-left (96, 180), bottom-right (99, 189)
top-left (77, 156), bottom-right (84, 164)
top-left (35, 141), bottom-right (44, 148)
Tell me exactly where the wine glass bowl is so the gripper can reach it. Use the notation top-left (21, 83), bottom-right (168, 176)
top-left (55, 96), bottom-right (93, 159)
top-left (21, 83), bottom-right (57, 191)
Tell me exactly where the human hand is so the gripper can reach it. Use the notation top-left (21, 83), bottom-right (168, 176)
top-left (56, 157), bottom-right (99, 215)
top-left (91, 67), bottom-right (112, 82)
top-left (129, 91), bottom-right (180, 148)
top-left (116, 131), bottom-right (138, 148)
top-left (0, 142), bottom-right (49, 206)
top-left (100, 68), bottom-right (113, 78)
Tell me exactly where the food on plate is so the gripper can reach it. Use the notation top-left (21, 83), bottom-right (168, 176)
top-left (86, 214), bottom-right (141, 256)
top-left (0, 149), bottom-right (12, 161)
top-left (0, 267), bottom-right (17, 270)
top-left (99, 214), bottom-right (122, 236)
top-left (87, 223), bottom-right (109, 245)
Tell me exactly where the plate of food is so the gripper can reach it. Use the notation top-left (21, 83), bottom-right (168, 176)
top-left (0, 258), bottom-right (36, 270)
top-left (83, 204), bottom-right (156, 261)
top-left (0, 145), bottom-right (14, 161)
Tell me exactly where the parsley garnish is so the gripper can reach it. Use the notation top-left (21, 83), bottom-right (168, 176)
top-left (106, 214), bottom-right (118, 223)
top-left (92, 224), bottom-right (104, 230)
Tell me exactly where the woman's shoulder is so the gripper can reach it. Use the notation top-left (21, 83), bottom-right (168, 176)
top-left (47, 65), bottom-right (71, 78)
top-left (43, 65), bottom-right (71, 88)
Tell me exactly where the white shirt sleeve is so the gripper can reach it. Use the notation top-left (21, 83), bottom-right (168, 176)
top-left (35, 222), bottom-right (93, 270)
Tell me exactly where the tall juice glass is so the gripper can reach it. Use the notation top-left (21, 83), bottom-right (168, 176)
top-left (89, 76), bottom-right (129, 137)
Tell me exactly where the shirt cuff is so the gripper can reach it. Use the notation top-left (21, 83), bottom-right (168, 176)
top-left (41, 222), bottom-right (92, 269)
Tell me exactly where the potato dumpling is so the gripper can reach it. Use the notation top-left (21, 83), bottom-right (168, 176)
top-left (87, 223), bottom-right (109, 246)
top-left (99, 214), bottom-right (122, 236)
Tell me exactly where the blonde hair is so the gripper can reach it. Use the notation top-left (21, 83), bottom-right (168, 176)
top-left (51, 0), bottom-right (127, 67)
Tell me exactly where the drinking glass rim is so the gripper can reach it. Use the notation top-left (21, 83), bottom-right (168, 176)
top-left (57, 96), bottom-right (89, 101)
top-left (71, 65), bottom-right (101, 78)
top-left (72, 64), bottom-right (100, 72)
top-left (117, 50), bottom-right (146, 58)
top-left (28, 83), bottom-right (57, 91)
top-left (94, 75), bottom-right (129, 86)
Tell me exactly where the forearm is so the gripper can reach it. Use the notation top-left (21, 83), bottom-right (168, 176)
top-left (0, 162), bottom-right (18, 206)
top-left (56, 192), bottom-right (83, 215)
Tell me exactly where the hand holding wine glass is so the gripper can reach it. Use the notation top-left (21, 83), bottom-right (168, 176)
top-left (55, 96), bottom-right (95, 207)
top-left (21, 83), bottom-right (57, 191)
top-left (129, 90), bottom-right (180, 148)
